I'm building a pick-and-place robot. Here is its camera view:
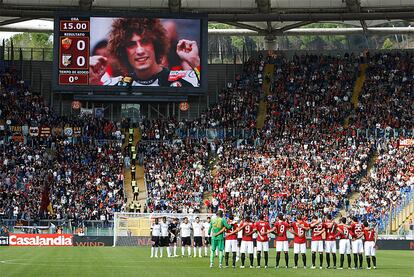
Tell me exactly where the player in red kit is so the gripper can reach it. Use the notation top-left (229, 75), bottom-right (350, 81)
top-left (350, 217), bottom-right (364, 269)
top-left (323, 214), bottom-right (338, 268)
top-left (254, 214), bottom-right (271, 268)
top-left (224, 214), bottom-right (238, 268)
top-left (363, 221), bottom-right (377, 269)
top-left (337, 217), bottom-right (353, 269)
top-left (267, 213), bottom-right (292, 268)
top-left (310, 215), bottom-right (325, 269)
top-left (232, 216), bottom-right (255, 268)
top-left (291, 214), bottom-right (310, 268)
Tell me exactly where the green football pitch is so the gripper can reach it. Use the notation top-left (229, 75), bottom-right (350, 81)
top-left (1, 247), bottom-right (413, 277)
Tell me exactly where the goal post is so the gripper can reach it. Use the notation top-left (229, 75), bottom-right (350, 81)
top-left (113, 212), bottom-right (213, 247)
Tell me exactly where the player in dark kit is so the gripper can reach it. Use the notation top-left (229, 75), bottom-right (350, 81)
top-left (169, 218), bottom-right (179, 257)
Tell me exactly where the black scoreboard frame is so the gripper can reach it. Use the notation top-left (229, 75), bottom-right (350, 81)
top-left (53, 11), bottom-right (208, 96)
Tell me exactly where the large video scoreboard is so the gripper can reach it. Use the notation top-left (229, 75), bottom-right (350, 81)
top-left (53, 12), bottom-right (208, 95)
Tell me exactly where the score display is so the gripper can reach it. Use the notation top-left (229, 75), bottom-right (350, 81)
top-left (58, 18), bottom-right (90, 85)
top-left (53, 12), bottom-right (208, 95)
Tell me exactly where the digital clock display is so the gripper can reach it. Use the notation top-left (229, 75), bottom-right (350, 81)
top-left (57, 17), bottom-right (90, 85)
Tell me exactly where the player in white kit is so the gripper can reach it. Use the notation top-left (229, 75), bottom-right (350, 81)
top-left (180, 217), bottom-right (192, 257)
top-left (160, 217), bottom-right (170, 257)
top-left (150, 218), bottom-right (161, 258)
top-left (202, 217), bottom-right (211, 257)
top-left (192, 217), bottom-right (203, 257)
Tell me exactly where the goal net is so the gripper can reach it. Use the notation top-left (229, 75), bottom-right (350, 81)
top-left (113, 212), bottom-right (213, 247)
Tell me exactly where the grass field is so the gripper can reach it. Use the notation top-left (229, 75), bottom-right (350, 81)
top-left (1, 247), bottom-right (413, 277)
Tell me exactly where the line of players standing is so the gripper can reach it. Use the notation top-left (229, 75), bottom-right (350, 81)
top-left (225, 213), bottom-right (377, 270)
top-left (150, 213), bottom-right (377, 270)
top-left (150, 216), bottom-right (211, 258)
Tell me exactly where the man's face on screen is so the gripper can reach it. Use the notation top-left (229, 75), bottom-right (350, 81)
top-left (125, 33), bottom-right (158, 78)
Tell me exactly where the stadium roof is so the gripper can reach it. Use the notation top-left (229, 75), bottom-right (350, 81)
top-left (0, 0), bottom-right (413, 35)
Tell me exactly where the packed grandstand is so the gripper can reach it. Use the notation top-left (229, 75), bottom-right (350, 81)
top-left (1, 51), bottom-right (413, 236)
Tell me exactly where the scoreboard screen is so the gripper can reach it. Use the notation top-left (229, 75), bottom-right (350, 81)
top-left (53, 12), bottom-right (208, 95)
top-left (58, 19), bottom-right (90, 85)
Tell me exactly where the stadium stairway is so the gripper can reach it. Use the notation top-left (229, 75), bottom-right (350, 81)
top-left (343, 63), bottom-right (368, 128)
top-left (201, 153), bottom-right (220, 214)
top-left (123, 128), bottom-right (148, 213)
top-left (335, 149), bottom-right (377, 220)
top-left (335, 191), bottom-right (361, 220)
top-left (351, 64), bottom-right (368, 109)
top-left (256, 64), bottom-right (275, 129)
top-left (201, 191), bottom-right (213, 214)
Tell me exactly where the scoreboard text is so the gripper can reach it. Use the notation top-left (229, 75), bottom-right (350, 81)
top-left (58, 18), bottom-right (90, 85)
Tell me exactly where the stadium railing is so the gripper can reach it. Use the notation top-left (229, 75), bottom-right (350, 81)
top-left (1, 47), bottom-right (251, 64)
top-left (1, 219), bottom-right (115, 236)
top-left (138, 127), bottom-right (414, 141)
top-left (379, 189), bottom-right (414, 234)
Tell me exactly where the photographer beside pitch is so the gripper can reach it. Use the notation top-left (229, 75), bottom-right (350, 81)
top-left (89, 18), bottom-right (200, 87)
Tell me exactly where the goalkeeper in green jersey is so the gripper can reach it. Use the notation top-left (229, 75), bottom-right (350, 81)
top-left (208, 210), bottom-right (231, 268)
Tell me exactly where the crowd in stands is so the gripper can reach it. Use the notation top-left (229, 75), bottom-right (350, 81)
top-left (210, 136), bottom-right (372, 221)
top-left (1, 50), bottom-right (413, 233)
top-left (263, 54), bottom-right (356, 138)
top-left (140, 52), bottom-right (413, 229)
top-left (205, 53), bottom-right (369, 220)
top-left (143, 139), bottom-right (211, 213)
top-left (348, 140), bottom-right (414, 225)
top-left (350, 52), bottom-right (413, 130)
top-left (0, 70), bottom-right (124, 224)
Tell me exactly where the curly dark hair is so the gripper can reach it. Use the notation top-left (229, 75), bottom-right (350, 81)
top-left (108, 18), bottom-right (169, 70)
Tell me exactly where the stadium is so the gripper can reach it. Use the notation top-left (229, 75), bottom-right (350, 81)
top-left (0, 0), bottom-right (413, 276)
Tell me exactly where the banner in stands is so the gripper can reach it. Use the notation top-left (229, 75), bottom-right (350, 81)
top-left (64, 127), bottom-right (73, 137)
top-left (11, 126), bottom-right (22, 133)
top-left (73, 127), bottom-right (82, 137)
top-left (80, 108), bottom-right (93, 115)
top-left (399, 138), bottom-right (413, 148)
top-left (40, 126), bottom-right (51, 137)
top-left (29, 127), bottom-right (39, 136)
top-left (9, 234), bottom-right (73, 246)
top-left (0, 235), bottom-right (9, 246)
top-left (73, 236), bottom-right (113, 246)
